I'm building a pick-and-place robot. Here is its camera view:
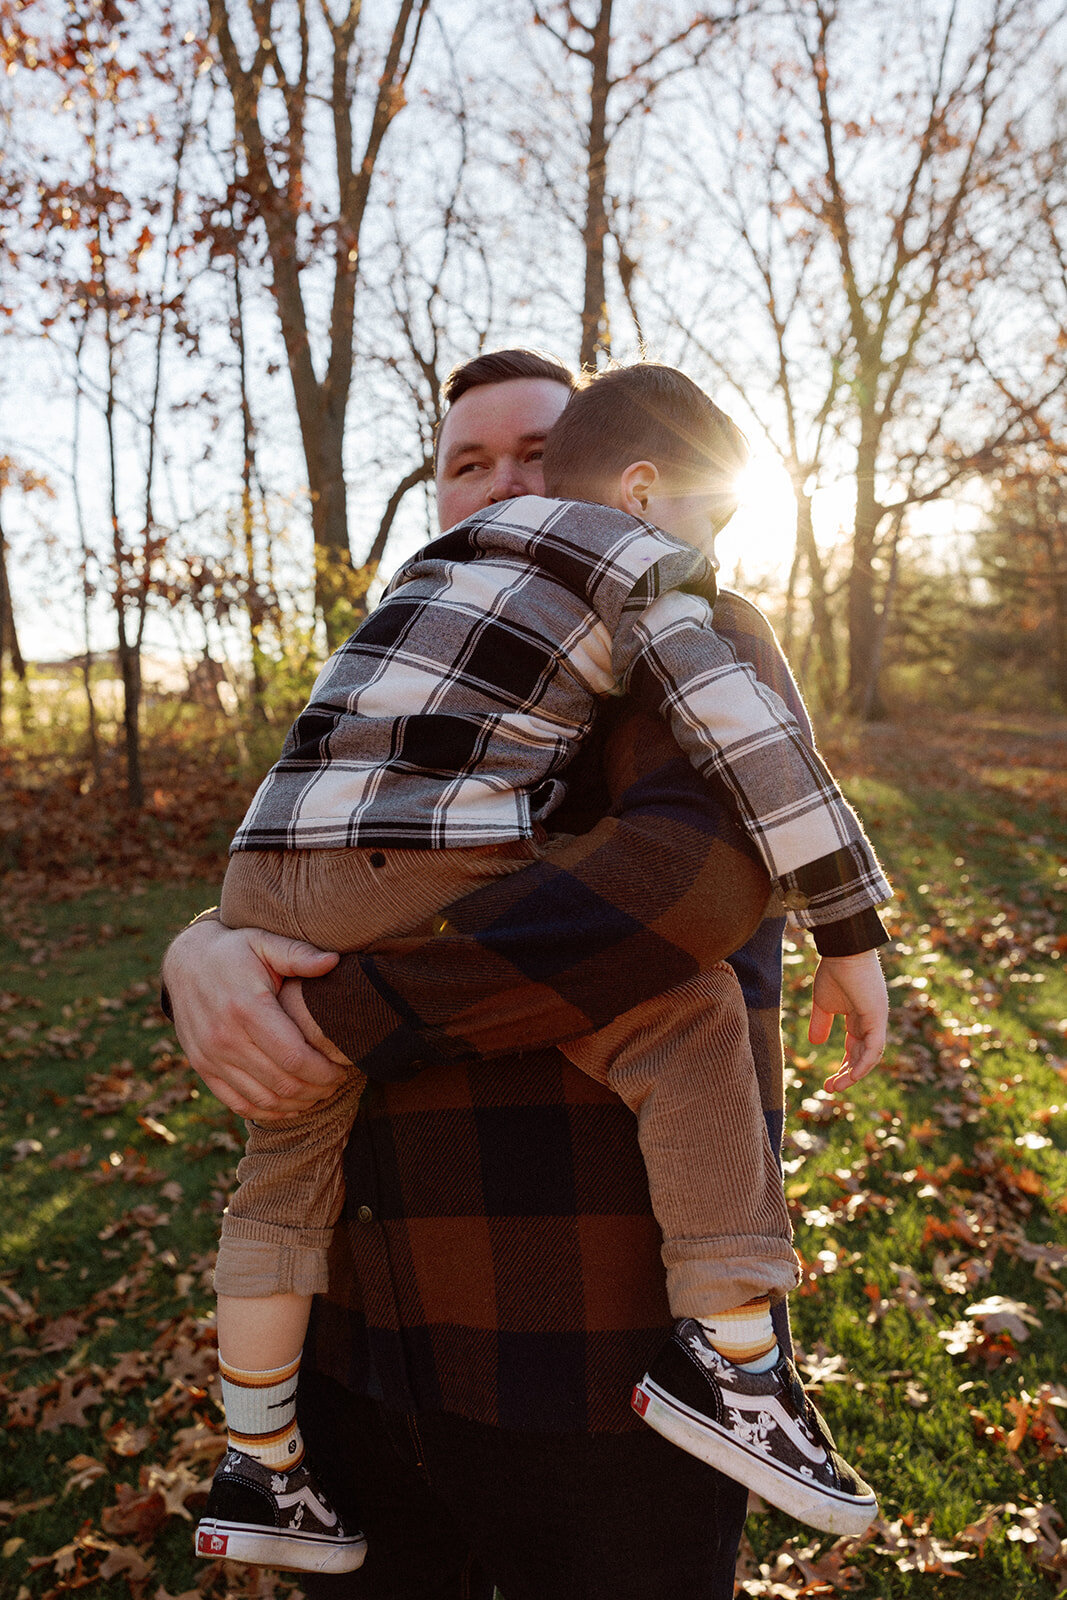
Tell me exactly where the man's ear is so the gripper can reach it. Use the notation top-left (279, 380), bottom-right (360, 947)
top-left (618, 460), bottom-right (659, 516)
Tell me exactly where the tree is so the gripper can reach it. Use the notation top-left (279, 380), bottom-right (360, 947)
top-left (208, 0), bottom-right (432, 645)
top-left (978, 455), bottom-right (1067, 704)
top-left (665, 0), bottom-right (1067, 714)
top-left (16, 0), bottom-right (205, 803)
top-left (519, 1), bottom-right (744, 369)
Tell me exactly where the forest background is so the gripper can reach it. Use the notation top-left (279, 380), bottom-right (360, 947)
top-left (0, 2), bottom-right (1066, 1599)
top-left (2, 0), bottom-right (1066, 798)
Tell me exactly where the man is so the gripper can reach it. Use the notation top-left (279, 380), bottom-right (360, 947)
top-left (164, 349), bottom-right (885, 1598)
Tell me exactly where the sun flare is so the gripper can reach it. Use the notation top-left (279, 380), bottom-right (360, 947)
top-left (716, 452), bottom-right (799, 588)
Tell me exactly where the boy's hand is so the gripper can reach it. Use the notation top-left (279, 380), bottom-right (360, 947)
top-left (808, 948), bottom-right (888, 1092)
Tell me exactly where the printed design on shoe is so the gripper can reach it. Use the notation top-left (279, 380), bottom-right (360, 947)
top-left (268, 1471), bottom-right (340, 1531)
top-left (680, 1322), bottom-right (828, 1466)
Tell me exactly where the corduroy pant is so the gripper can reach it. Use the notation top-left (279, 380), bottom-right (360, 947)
top-left (215, 842), bottom-right (798, 1314)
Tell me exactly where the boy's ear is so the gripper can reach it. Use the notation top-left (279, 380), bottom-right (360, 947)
top-left (619, 460), bottom-right (659, 515)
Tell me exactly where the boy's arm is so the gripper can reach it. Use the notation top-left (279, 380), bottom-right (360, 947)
top-left (615, 586), bottom-right (893, 928)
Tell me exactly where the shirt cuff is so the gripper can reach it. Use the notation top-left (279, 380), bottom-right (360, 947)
top-left (301, 954), bottom-right (452, 1082)
top-left (812, 907), bottom-right (890, 957)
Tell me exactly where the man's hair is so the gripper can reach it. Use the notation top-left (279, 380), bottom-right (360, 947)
top-left (541, 363), bottom-right (749, 531)
top-left (440, 348), bottom-right (577, 409)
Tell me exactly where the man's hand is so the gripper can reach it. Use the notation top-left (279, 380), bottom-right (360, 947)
top-left (162, 918), bottom-right (346, 1120)
top-left (808, 948), bottom-right (888, 1092)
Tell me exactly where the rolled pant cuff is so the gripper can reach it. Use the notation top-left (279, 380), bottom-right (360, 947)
top-left (664, 1237), bottom-right (801, 1320)
top-left (214, 1220), bottom-right (333, 1297)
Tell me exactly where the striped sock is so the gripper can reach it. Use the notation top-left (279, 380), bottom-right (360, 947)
top-left (698, 1297), bottom-right (778, 1371)
top-left (219, 1352), bottom-right (304, 1470)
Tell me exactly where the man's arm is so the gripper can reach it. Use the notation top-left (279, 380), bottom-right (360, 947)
top-left (299, 707), bottom-right (773, 1074)
top-left (164, 594), bottom-right (886, 1107)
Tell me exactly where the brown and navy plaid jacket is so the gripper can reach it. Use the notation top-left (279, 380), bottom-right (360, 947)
top-left (300, 591), bottom-right (889, 1433)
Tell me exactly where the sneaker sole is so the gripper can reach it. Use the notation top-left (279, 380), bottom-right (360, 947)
top-left (196, 1518), bottom-right (367, 1573)
top-left (633, 1377), bottom-right (877, 1538)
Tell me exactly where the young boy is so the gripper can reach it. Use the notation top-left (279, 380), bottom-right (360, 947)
top-left (195, 364), bottom-right (890, 1574)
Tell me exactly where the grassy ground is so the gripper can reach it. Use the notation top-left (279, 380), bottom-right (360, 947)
top-left (1, 713), bottom-right (1065, 1598)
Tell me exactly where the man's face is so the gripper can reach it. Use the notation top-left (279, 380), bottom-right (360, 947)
top-left (435, 377), bottom-right (572, 532)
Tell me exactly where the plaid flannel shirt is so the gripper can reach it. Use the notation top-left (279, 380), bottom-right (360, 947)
top-left (231, 496), bottom-right (891, 929)
top-left (298, 592), bottom-right (889, 1433)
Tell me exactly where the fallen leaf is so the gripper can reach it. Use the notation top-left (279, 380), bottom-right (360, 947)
top-left (103, 1418), bottom-right (155, 1457)
top-left (38, 1313), bottom-right (87, 1353)
top-left (965, 1294), bottom-right (1042, 1341)
top-left (101, 1483), bottom-right (167, 1542)
top-left (63, 1455), bottom-right (107, 1495)
top-left (39, 1379), bottom-right (103, 1433)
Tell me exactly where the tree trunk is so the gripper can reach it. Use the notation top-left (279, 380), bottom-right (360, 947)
top-left (0, 499), bottom-right (27, 740)
top-left (847, 426), bottom-right (885, 717)
top-left (103, 283), bottom-right (144, 810)
top-left (209, 0), bottom-right (431, 649)
top-left (579, 0), bottom-right (613, 371)
top-left (795, 489), bottom-right (838, 707)
top-left (231, 225), bottom-right (268, 722)
top-left (856, 512), bottom-right (903, 722)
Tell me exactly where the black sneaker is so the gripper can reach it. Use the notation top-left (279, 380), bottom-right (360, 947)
top-left (195, 1449), bottom-right (367, 1573)
top-left (632, 1319), bottom-right (877, 1537)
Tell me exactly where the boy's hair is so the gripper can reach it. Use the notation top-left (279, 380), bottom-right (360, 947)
top-left (541, 363), bottom-right (749, 531)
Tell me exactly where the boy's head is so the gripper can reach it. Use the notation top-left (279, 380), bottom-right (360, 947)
top-left (541, 363), bottom-right (749, 553)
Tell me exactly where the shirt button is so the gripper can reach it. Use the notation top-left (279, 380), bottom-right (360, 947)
top-left (782, 889), bottom-right (810, 912)
top-left (356, 1204), bottom-right (374, 1224)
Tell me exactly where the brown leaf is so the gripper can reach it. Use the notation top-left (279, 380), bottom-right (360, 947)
top-left (38, 1313), bottom-right (88, 1353)
top-left (104, 1418), bottom-right (155, 1457)
top-left (101, 1483), bottom-right (167, 1542)
top-left (98, 1542), bottom-right (154, 1581)
top-left (39, 1379), bottom-right (103, 1432)
top-left (965, 1294), bottom-right (1042, 1341)
top-left (102, 1349), bottom-right (152, 1393)
top-left (63, 1455), bottom-right (107, 1495)
top-left (137, 1114), bottom-right (177, 1144)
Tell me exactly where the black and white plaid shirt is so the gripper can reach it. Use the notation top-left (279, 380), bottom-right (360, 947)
top-left (231, 496), bottom-right (891, 928)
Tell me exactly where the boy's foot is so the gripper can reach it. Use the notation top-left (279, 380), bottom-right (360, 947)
top-left (195, 1449), bottom-right (367, 1573)
top-left (632, 1319), bottom-right (877, 1537)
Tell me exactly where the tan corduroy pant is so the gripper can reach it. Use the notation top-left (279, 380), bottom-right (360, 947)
top-left (215, 843), bottom-right (798, 1315)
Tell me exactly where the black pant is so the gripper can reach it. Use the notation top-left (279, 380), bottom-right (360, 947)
top-left (298, 1369), bottom-right (747, 1600)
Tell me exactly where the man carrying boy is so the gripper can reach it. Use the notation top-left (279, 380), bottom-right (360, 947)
top-left (165, 351), bottom-right (889, 1600)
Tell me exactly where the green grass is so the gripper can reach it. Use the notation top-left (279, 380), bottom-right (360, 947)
top-left (1, 716), bottom-right (1066, 1598)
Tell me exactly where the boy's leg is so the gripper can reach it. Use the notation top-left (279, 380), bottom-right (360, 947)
top-left (213, 842), bottom-right (543, 1302)
top-left (562, 965), bottom-right (798, 1320)
top-left (563, 969), bottom-right (878, 1538)
top-left (202, 841), bottom-right (535, 1574)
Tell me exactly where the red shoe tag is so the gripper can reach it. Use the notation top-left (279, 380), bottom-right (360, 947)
top-left (631, 1385), bottom-right (650, 1417)
top-left (197, 1530), bottom-right (228, 1556)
